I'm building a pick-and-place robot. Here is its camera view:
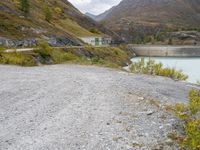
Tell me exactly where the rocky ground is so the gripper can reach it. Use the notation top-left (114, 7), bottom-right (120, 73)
top-left (0, 64), bottom-right (198, 150)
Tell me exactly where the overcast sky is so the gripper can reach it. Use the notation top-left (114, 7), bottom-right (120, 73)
top-left (68, 0), bottom-right (122, 15)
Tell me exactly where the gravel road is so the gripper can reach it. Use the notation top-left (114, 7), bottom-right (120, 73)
top-left (0, 64), bottom-right (197, 150)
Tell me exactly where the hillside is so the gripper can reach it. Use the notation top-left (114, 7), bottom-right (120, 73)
top-left (0, 0), bottom-right (118, 47)
top-left (96, 0), bottom-right (200, 44)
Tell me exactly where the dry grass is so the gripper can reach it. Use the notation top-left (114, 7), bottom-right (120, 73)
top-left (173, 90), bottom-right (200, 149)
top-left (130, 58), bottom-right (188, 81)
top-left (0, 52), bottom-right (36, 66)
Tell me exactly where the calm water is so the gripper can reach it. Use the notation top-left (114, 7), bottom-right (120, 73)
top-left (131, 57), bottom-right (200, 83)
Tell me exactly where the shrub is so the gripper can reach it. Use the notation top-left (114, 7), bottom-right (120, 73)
top-left (174, 90), bottom-right (200, 149)
top-left (54, 7), bottom-right (63, 17)
top-left (89, 28), bottom-right (100, 34)
top-left (129, 58), bottom-right (188, 81)
top-left (36, 40), bottom-right (52, 58)
top-left (43, 5), bottom-right (52, 22)
top-left (168, 38), bottom-right (173, 45)
top-left (20, 0), bottom-right (29, 16)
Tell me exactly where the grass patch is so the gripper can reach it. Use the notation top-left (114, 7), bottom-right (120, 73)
top-left (0, 46), bottom-right (6, 52)
top-left (58, 19), bottom-right (98, 37)
top-left (0, 52), bottom-right (36, 66)
top-left (129, 58), bottom-right (188, 81)
top-left (64, 45), bottom-right (130, 68)
top-left (172, 90), bottom-right (200, 149)
top-left (83, 46), bottom-right (129, 67)
top-left (51, 49), bottom-right (78, 63)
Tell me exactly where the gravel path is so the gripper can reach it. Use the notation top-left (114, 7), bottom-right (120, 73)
top-left (0, 64), bottom-right (197, 150)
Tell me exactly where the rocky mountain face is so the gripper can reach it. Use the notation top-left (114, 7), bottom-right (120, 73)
top-left (96, 0), bottom-right (200, 44)
top-left (0, 0), bottom-right (118, 47)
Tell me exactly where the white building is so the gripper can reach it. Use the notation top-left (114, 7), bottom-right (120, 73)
top-left (80, 36), bottom-right (111, 46)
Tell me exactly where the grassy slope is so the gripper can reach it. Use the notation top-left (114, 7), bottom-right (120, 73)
top-left (0, 0), bottom-right (101, 40)
top-left (0, 45), bottom-right (131, 68)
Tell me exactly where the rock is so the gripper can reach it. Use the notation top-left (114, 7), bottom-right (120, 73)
top-left (132, 140), bottom-right (140, 146)
top-left (44, 35), bottom-right (81, 47)
top-left (138, 97), bottom-right (144, 100)
top-left (0, 35), bottom-right (81, 48)
top-left (0, 37), bottom-right (37, 48)
top-left (169, 31), bottom-right (200, 45)
top-left (106, 122), bottom-right (110, 125)
top-left (146, 110), bottom-right (155, 115)
top-left (165, 139), bottom-right (173, 146)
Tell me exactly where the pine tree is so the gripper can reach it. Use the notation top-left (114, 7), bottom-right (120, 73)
top-left (20, 0), bottom-right (30, 16)
top-left (44, 5), bottom-right (52, 22)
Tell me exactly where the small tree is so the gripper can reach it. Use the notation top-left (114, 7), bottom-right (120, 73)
top-left (20, 0), bottom-right (30, 16)
top-left (44, 5), bottom-right (52, 22)
top-left (168, 37), bottom-right (173, 45)
top-left (54, 7), bottom-right (63, 17)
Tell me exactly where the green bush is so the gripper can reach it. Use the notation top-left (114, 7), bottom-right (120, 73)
top-left (20, 0), bottom-right (30, 16)
top-left (36, 40), bottom-right (52, 58)
top-left (43, 5), bottom-right (52, 22)
top-left (89, 28), bottom-right (100, 34)
top-left (129, 58), bottom-right (188, 81)
top-left (174, 90), bottom-right (200, 149)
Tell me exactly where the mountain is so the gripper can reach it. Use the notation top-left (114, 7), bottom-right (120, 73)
top-left (86, 6), bottom-right (116, 22)
top-left (0, 0), bottom-right (118, 47)
top-left (97, 0), bottom-right (200, 43)
top-left (85, 12), bottom-right (96, 21)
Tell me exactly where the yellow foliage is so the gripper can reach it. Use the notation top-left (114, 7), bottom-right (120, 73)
top-left (130, 58), bottom-right (188, 81)
top-left (175, 90), bottom-right (200, 150)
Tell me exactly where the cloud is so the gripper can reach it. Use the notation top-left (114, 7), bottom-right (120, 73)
top-left (68, 0), bottom-right (122, 15)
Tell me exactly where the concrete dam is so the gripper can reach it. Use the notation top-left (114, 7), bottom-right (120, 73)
top-left (128, 45), bottom-right (200, 57)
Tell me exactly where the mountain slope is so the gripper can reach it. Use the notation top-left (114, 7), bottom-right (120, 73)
top-left (86, 6), bottom-right (116, 22)
top-left (0, 0), bottom-right (118, 47)
top-left (85, 12), bottom-right (96, 21)
top-left (97, 0), bottom-right (200, 43)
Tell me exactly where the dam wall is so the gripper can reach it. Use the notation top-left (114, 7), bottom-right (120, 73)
top-left (128, 45), bottom-right (200, 57)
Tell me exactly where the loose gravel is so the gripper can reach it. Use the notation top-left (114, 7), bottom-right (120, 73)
top-left (0, 64), bottom-right (198, 150)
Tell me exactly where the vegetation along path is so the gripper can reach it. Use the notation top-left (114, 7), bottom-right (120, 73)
top-left (0, 64), bottom-right (198, 150)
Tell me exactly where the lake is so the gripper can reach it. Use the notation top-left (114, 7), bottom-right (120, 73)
top-left (131, 57), bottom-right (200, 83)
